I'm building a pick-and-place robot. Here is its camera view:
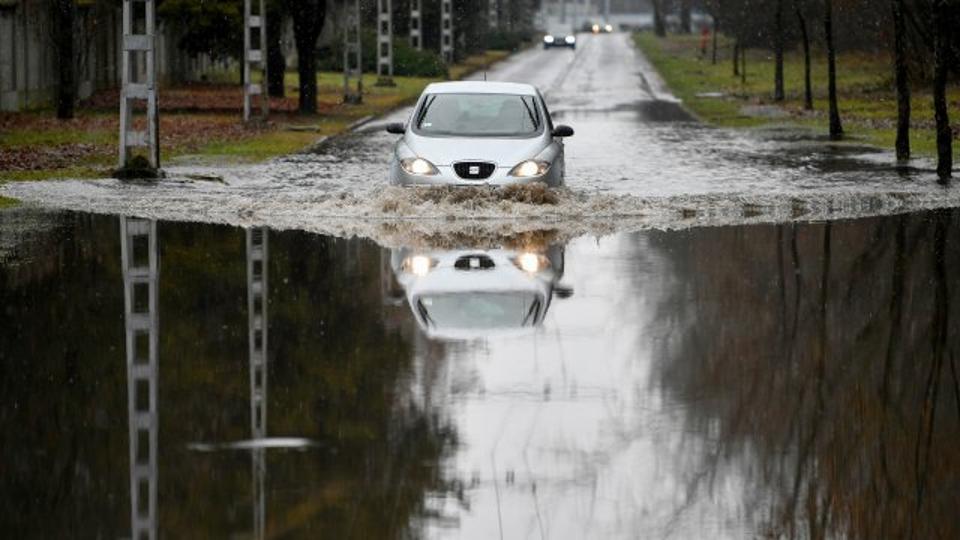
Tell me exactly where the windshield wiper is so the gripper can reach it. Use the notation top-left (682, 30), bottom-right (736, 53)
top-left (520, 98), bottom-right (540, 130)
top-left (416, 96), bottom-right (437, 128)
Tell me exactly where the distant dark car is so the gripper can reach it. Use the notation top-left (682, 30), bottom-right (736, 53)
top-left (543, 29), bottom-right (576, 49)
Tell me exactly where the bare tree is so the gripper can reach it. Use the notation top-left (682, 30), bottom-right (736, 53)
top-left (824, 0), bottom-right (843, 140)
top-left (795, 0), bottom-right (813, 110)
top-left (680, 0), bottom-right (693, 33)
top-left (891, 0), bottom-right (910, 160)
top-left (267, 2), bottom-right (286, 98)
top-left (653, 0), bottom-right (667, 37)
top-left (287, 0), bottom-right (326, 114)
top-left (931, 0), bottom-right (953, 180)
top-left (50, 0), bottom-right (75, 119)
top-left (774, 0), bottom-right (785, 101)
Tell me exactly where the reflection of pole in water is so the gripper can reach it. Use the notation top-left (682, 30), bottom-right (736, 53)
top-left (121, 217), bottom-right (159, 540)
top-left (247, 228), bottom-right (269, 540)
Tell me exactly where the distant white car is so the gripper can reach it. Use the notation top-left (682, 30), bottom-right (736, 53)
top-left (385, 81), bottom-right (573, 187)
top-left (390, 245), bottom-right (571, 340)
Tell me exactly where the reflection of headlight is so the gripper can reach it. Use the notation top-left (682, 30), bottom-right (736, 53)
top-left (514, 252), bottom-right (549, 274)
top-left (543, 35), bottom-right (555, 43)
top-left (508, 160), bottom-right (551, 178)
top-left (400, 157), bottom-right (439, 176)
top-left (565, 35), bottom-right (576, 44)
top-left (406, 255), bottom-right (434, 277)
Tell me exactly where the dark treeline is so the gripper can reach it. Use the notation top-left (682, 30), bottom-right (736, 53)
top-left (661, 0), bottom-right (959, 180)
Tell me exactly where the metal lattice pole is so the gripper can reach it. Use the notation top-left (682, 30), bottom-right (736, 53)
top-left (121, 217), bottom-right (159, 540)
top-left (118, 0), bottom-right (159, 174)
top-left (246, 228), bottom-right (268, 540)
top-left (243, 0), bottom-right (269, 122)
top-left (376, 0), bottom-right (395, 85)
top-left (409, 0), bottom-right (422, 50)
top-left (441, 0), bottom-right (453, 64)
top-left (343, 0), bottom-right (363, 103)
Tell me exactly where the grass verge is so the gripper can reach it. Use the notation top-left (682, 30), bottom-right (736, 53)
top-left (0, 50), bottom-right (513, 183)
top-left (633, 32), bottom-right (960, 160)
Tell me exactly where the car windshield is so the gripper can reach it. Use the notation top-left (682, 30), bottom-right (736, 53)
top-left (414, 93), bottom-right (543, 137)
top-left (416, 292), bottom-right (541, 329)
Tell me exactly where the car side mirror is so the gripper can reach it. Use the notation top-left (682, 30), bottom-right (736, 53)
top-left (554, 284), bottom-right (574, 299)
top-left (385, 122), bottom-right (406, 135)
top-left (552, 125), bottom-right (574, 137)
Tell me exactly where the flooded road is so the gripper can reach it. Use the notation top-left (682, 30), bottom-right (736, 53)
top-left (2, 33), bottom-right (959, 237)
top-left (2, 207), bottom-right (959, 538)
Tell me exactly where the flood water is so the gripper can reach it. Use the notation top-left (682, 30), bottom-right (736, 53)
top-left (1, 207), bottom-right (958, 539)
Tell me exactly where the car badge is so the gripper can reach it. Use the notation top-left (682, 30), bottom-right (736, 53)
top-left (469, 165), bottom-right (479, 175)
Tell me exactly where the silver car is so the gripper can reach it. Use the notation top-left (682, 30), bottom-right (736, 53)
top-left (385, 81), bottom-right (574, 187)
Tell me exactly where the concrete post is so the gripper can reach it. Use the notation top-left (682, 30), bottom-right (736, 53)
top-left (118, 0), bottom-right (160, 176)
top-left (376, 0), bottom-right (395, 85)
top-left (121, 217), bottom-right (159, 540)
top-left (410, 0), bottom-right (422, 50)
top-left (343, 0), bottom-right (363, 103)
top-left (243, 0), bottom-right (269, 122)
top-left (441, 0), bottom-right (453, 64)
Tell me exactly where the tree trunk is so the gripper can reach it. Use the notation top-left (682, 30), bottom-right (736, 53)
top-left (52, 0), bottom-right (75, 119)
top-left (892, 0), bottom-right (910, 160)
top-left (733, 40), bottom-right (740, 76)
top-left (741, 43), bottom-right (747, 84)
top-left (712, 16), bottom-right (719, 65)
top-left (267, 8), bottom-right (286, 98)
top-left (289, 0), bottom-right (326, 114)
top-left (932, 0), bottom-right (952, 180)
top-left (795, 0), bottom-right (813, 110)
top-left (653, 0), bottom-right (666, 37)
top-left (824, 0), bottom-right (843, 140)
top-left (680, 0), bottom-right (692, 34)
top-left (774, 0), bottom-right (785, 101)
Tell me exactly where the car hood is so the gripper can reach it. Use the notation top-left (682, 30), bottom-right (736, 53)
top-left (402, 134), bottom-right (549, 167)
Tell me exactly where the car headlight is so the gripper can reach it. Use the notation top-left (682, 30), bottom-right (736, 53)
top-left (543, 35), bottom-right (555, 44)
top-left (400, 157), bottom-right (439, 176)
top-left (565, 35), bottom-right (576, 44)
top-left (508, 160), bottom-right (551, 178)
top-left (592, 24), bottom-right (600, 33)
top-left (604, 24), bottom-right (613, 32)
top-left (404, 255), bottom-right (435, 277)
top-left (513, 252), bottom-right (550, 274)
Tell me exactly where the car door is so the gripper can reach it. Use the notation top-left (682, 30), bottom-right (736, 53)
top-left (537, 91), bottom-right (564, 179)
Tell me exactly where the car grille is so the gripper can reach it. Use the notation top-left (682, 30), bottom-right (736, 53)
top-left (453, 161), bottom-right (496, 180)
top-left (454, 255), bottom-right (495, 270)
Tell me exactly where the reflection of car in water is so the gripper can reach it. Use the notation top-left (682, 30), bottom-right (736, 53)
top-left (390, 245), bottom-right (571, 340)
top-left (385, 81), bottom-right (573, 187)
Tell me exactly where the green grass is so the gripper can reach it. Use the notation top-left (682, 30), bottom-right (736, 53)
top-left (0, 195), bottom-right (19, 208)
top-left (633, 32), bottom-right (960, 160)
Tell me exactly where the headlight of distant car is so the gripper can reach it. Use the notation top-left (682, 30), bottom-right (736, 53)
top-left (513, 252), bottom-right (550, 274)
top-left (508, 160), bottom-right (551, 178)
top-left (592, 24), bottom-right (600, 33)
top-left (543, 35), bottom-right (555, 44)
top-left (565, 35), bottom-right (576, 44)
top-left (400, 157), bottom-right (439, 176)
top-left (404, 255), bottom-right (436, 276)
top-left (604, 24), bottom-right (613, 32)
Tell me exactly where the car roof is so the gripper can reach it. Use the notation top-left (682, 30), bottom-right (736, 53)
top-left (423, 81), bottom-right (539, 96)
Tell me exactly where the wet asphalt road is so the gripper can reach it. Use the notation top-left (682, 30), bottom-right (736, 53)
top-left (1, 32), bottom-right (960, 540)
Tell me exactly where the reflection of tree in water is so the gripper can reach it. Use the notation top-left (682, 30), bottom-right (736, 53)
top-left (0, 214), bottom-right (457, 538)
top-left (647, 210), bottom-right (960, 538)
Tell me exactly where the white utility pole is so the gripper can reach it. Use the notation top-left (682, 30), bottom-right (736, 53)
top-left (376, 0), bottom-right (395, 85)
top-left (118, 0), bottom-right (159, 175)
top-left (410, 0), bottom-right (422, 49)
top-left (247, 228), bottom-right (269, 540)
top-left (441, 0), bottom-right (453, 64)
top-left (604, 0), bottom-right (610, 22)
top-left (488, 0), bottom-right (498, 29)
top-left (121, 216), bottom-right (159, 540)
top-left (343, 0), bottom-right (363, 103)
top-left (243, 0), bottom-right (268, 122)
